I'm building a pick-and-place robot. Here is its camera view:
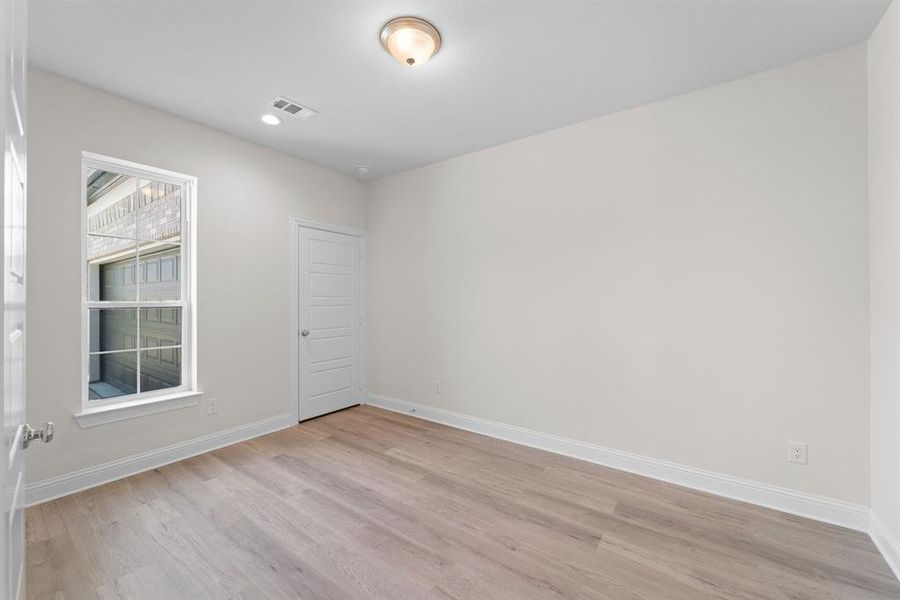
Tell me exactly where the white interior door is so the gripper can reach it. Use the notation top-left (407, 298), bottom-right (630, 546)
top-left (1, 0), bottom-right (27, 597)
top-left (298, 225), bottom-right (363, 421)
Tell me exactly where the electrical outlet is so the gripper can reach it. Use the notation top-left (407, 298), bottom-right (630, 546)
top-left (788, 441), bottom-right (807, 464)
top-left (207, 398), bottom-right (218, 416)
top-left (435, 380), bottom-right (442, 394)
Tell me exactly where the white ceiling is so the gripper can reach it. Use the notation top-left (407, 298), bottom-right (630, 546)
top-left (30, 0), bottom-right (889, 179)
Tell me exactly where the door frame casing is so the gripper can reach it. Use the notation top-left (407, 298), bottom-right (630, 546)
top-left (289, 217), bottom-right (367, 423)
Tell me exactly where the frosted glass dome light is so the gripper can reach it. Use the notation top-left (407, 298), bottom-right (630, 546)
top-left (380, 17), bottom-right (441, 67)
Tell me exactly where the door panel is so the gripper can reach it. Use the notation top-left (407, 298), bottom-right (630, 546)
top-left (309, 336), bottom-right (353, 364)
top-left (309, 238), bottom-right (354, 265)
top-left (1, 0), bottom-right (26, 597)
top-left (310, 366), bottom-right (354, 397)
top-left (309, 305), bottom-right (353, 330)
top-left (298, 227), bottom-right (361, 421)
top-left (309, 273), bottom-right (352, 297)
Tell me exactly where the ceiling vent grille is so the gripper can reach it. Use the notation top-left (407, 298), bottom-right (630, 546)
top-left (271, 96), bottom-right (318, 120)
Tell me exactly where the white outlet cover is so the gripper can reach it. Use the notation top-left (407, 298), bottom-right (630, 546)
top-left (788, 441), bottom-right (807, 464)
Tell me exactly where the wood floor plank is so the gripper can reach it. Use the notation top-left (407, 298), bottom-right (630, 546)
top-left (25, 406), bottom-right (900, 599)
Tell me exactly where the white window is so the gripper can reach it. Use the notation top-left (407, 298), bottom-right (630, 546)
top-left (81, 153), bottom-right (196, 414)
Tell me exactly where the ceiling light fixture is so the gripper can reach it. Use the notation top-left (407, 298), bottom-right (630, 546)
top-left (261, 113), bottom-right (281, 125)
top-left (356, 164), bottom-right (371, 175)
top-left (380, 16), bottom-right (441, 67)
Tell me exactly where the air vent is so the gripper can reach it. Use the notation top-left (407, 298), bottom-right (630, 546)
top-left (271, 96), bottom-right (318, 120)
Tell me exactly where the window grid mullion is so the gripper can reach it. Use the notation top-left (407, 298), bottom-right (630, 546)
top-left (89, 344), bottom-right (182, 357)
top-left (85, 301), bottom-right (186, 309)
top-left (135, 188), bottom-right (142, 394)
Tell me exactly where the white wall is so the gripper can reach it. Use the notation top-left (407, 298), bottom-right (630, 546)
top-left (366, 46), bottom-right (869, 504)
top-left (869, 0), bottom-right (900, 547)
top-left (26, 69), bottom-right (366, 483)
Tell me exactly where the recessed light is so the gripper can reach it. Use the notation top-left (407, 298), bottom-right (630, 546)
top-left (261, 113), bottom-right (281, 125)
top-left (380, 17), bottom-right (441, 67)
top-left (356, 164), bottom-right (371, 175)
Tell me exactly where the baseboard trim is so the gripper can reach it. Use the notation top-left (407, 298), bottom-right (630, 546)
top-left (25, 413), bottom-right (296, 506)
top-left (870, 511), bottom-right (900, 581)
top-left (366, 393), bottom-right (870, 532)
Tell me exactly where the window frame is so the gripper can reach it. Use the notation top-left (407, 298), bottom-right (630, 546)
top-left (80, 152), bottom-right (197, 412)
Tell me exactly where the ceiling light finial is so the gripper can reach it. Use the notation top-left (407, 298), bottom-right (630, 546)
top-left (380, 16), bottom-right (441, 67)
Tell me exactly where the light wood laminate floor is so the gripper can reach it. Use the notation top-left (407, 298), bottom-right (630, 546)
top-left (25, 405), bottom-right (900, 599)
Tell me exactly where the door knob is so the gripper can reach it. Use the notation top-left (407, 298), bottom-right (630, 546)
top-left (22, 422), bottom-right (54, 449)
top-left (301, 329), bottom-right (310, 337)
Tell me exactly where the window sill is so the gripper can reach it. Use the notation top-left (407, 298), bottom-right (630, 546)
top-left (74, 391), bottom-right (202, 428)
